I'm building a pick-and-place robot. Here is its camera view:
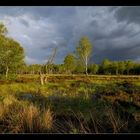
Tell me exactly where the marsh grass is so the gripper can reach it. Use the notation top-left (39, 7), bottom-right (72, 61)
top-left (0, 75), bottom-right (140, 133)
top-left (0, 102), bottom-right (54, 133)
top-left (0, 103), bottom-right (5, 120)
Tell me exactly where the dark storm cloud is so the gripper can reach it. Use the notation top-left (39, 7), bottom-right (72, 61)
top-left (115, 6), bottom-right (140, 24)
top-left (0, 6), bottom-right (140, 64)
top-left (93, 45), bottom-right (140, 64)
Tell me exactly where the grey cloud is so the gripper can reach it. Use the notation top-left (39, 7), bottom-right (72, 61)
top-left (115, 6), bottom-right (140, 24)
top-left (0, 6), bottom-right (140, 64)
top-left (19, 19), bottom-right (30, 27)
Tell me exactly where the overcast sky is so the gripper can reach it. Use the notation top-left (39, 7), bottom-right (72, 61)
top-left (0, 6), bottom-right (140, 64)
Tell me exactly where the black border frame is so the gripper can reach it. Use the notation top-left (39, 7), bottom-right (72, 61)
top-left (0, 0), bottom-right (140, 139)
top-left (0, 0), bottom-right (140, 6)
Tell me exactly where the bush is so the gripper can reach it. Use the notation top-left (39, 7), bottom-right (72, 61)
top-left (7, 74), bottom-right (17, 81)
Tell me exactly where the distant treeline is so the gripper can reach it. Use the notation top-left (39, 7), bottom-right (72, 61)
top-left (4, 59), bottom-right (139, 75)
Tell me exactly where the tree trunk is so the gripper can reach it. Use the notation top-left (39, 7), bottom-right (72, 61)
top-left (40, 72), bottom-right (44, 85)
top-left (44, 76), bottom-right (48, 84)
top-left (85, 57), bottom-right (88, 75)
top-left (39, 72), bottom-right (48, 85)
top-left (6, 66), bottom-right (9, 79)
top-left (86, 65), bottom-right (88, 75)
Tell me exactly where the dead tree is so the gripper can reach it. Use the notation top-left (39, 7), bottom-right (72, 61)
top-left (40, 47), bottom-right (57, 85)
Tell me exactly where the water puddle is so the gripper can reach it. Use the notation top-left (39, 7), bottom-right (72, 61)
top-left (18, 93), bottom-right (35, 100)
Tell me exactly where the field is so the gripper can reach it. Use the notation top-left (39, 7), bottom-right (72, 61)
top-left (0, 74), bottom-right (140, 133)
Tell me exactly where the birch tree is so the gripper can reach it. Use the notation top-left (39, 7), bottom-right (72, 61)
top-left (76, 36), bottom-right (92, 75)
top-left (0, 23), bottom-right (24, 79)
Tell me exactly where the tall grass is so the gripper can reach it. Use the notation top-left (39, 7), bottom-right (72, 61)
top-left (0, 103), bottom-right (5, 120)
top-left (20, 105), bottom-right (41, 133)
top-left (0, 102), bottom-right (54, 133)
top-left (20, 105), bottom-right (54, 133)
top-left (42, 108), bottom-right (54, 131)
top-left (106, 107), bottom-right (128, 133)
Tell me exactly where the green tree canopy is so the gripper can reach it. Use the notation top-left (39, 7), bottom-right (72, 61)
top-left (88, 64), bottom-right (99, 74)
top-left (118, 61), bottom-right (125, 75)
top-left (64, 53), bottom-right (76, 74)
top-left (0, 23), bottom-right (7, 36)
top-left (102, 59), bottom-right (111, 74)
top-left (0, 23), bottom-right (25, 78)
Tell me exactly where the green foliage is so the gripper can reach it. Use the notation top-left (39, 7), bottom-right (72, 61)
top-left (111, 61), bottom-right (119, 75)
top-left (58, 64), bottom-right (65, 74)
top-left (125, 60), bottom-right (134, 75)
top-left (118, 61), bottom-right (125, 75)
top-left (101, 59), bottom-right (111, 74)
top-left (0, 22), bottom-right (7, 36)
top-left (88, 64), bottom-right (99, 74)
top-left (64, 53), bottom-right (76, 73)
top-left (0, 23), bottom-right (25, 78)
top-left (12, 59), bottom-right (140, 75)
top-left (7, 74), bottom-right (17, 81)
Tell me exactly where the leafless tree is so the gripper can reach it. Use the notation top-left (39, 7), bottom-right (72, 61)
top-left (39, 47), bottom-right (57, 85)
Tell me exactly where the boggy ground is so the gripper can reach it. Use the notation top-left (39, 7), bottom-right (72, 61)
top-left (0, 74), bottom-right (140, 133)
